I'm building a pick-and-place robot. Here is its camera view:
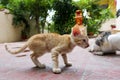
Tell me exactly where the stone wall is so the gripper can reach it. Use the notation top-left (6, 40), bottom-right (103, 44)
top-left (99, 17), bottom-right (120, 32)
top-left (99, 18), bottom-right (116, 31)
top-left (0, 9), bottom-right (22, 43)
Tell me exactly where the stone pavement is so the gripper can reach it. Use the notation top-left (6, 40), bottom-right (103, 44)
top-left (0, 40), bottom-right (120, 80)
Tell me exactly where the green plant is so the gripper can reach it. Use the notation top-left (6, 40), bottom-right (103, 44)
top-left (73, 0), bottom-right (114, 35)
top-left (0, 4), bottom-right (4, 10)
top-left (52, 0), bottom-right (78, 34)
top-left (7, 1), bottom-right (30, 38)
top-left (85, 6), bottom-right (114, 35)
top-left (4, 0), bottom-right (51, 38)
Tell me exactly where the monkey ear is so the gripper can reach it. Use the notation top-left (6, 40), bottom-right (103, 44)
top-left (72, 27), bottom-right (81, 36)
top-left (80, 27), bottom-right (87, 36)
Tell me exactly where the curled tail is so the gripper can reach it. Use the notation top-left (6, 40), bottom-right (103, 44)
top-left (5, 43), bottom-right (28, 54)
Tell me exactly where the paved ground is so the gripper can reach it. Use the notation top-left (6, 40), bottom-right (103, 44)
top-left (0, 39), bottom-right (120, 80)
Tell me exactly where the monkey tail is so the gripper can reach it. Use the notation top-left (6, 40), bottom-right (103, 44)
top-left (5, 43), bottom-right (28, 54)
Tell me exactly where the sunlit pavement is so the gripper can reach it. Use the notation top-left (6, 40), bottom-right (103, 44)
top-left (0, 39), bottom-right (120, 80)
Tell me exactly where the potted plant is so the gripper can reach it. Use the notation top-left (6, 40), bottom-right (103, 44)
top-left (73, 0), bottom-right (114, 36)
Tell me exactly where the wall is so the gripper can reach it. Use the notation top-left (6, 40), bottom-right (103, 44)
top-left (116, 16), bottom-right (120, 30)
top-left (117, 0), bottom-right (120, 11)
top-left (99, 17), bottom-right (120, 32)
top-left (99, 18), bottom-right (116, 31)
top-left (0, 9), bottom-right (22, 43)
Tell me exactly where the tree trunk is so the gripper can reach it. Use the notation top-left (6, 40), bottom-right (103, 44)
top-left (41, 21), bottom-right (45, 33)
top-left (35, 16), bottom-right (40, 33)
top-left (41, 26), bottom-right (44, 33)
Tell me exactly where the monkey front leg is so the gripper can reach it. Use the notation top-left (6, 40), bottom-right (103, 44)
top-left (51, 49), bottom-right (61, 74)
top-left (61, 54), bottom-right (72, 67)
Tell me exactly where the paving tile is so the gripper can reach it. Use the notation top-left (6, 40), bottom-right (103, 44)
top-left (0, 41), bottom-right (120, 80)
